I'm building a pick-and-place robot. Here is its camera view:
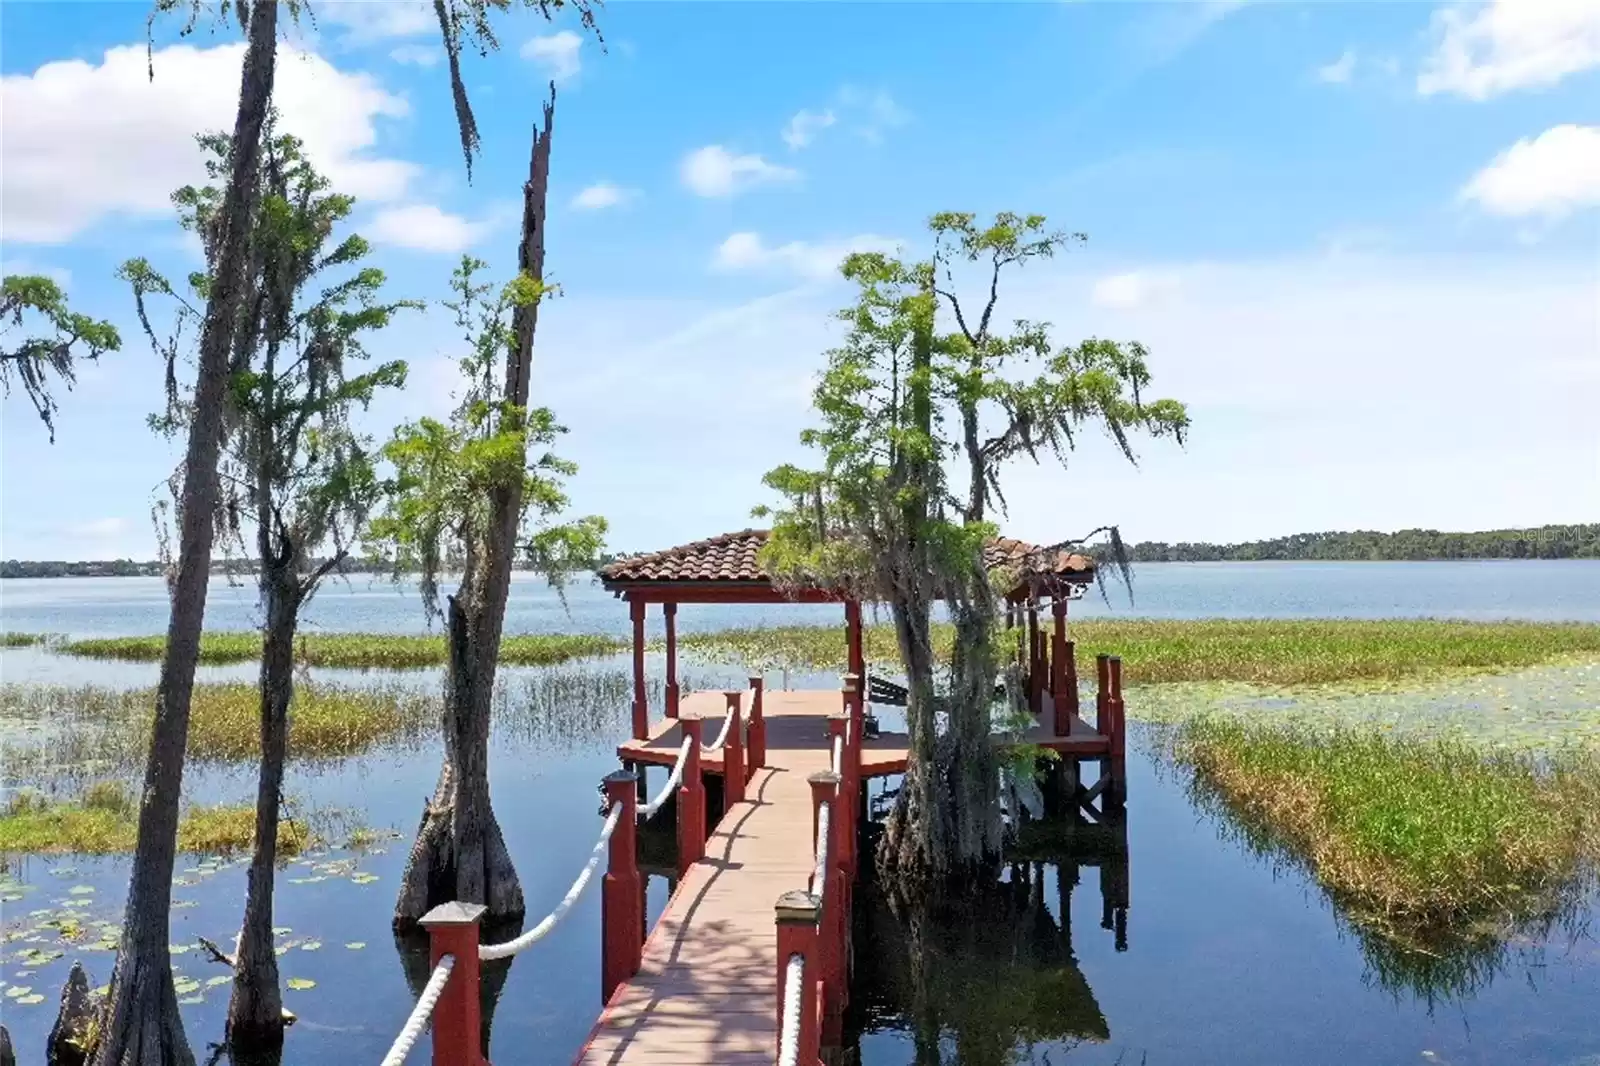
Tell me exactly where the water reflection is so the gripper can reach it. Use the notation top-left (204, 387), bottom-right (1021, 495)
top-left (845, 819), bottom-right (1129, 1066)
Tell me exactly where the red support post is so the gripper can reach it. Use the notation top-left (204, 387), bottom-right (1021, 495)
top-left (1064, 638), bottom-right (1080, 720)
top-left (747, 675), bottom-right (766, 772)
top-left (723, 692), bottom-right (746, 806)
top-left (1108, 655), bottom-right (1127, 807)
top-left (420, 902), bottom-right (487, 1066)
top-left (664, 602), bottom-right (679, 719)
top-left (807, 770), bottom-right (842, 1037)
top-left (1095, 653), bottom-right (1112, 739)
top-left (678, 717), bottom-right (705, 875)
top-left (845, 598), bottom-right (865, 689)
top-left (629, 597), bottom-right (648, 740)
top-left (775, 890), bottom-right (822, 1066)
top-left (600, 770), bottom-right (642, 1003)
top-left (1027, 597), bottom-right (1042, 713)
top-left (826, 716), bottom-right (852, 877)
top-left (1051, 598), bottom-right (1070, 737)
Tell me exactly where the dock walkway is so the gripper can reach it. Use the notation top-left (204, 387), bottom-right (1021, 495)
top-left (572, 687), bottom-right (1113, 1065)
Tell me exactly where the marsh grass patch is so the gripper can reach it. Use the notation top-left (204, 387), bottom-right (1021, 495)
top-left (54, 631), bottom-right (624, 668)
top-left (1169, 718), bottom-right (1600, 994)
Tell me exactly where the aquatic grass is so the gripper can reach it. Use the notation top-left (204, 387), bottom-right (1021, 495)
top-left (677, 619), bottom-right (1600, 686)
top-left (1, 632), bottom-right (49, 648)
top-left (1171, 719), bottom-right (1600, 938)
top-left (56, 631), bottom-right (625, 668)
top-left (0, 788), bottom-right (310, 856)
top-left (0, 682), bottom-right (438, 783)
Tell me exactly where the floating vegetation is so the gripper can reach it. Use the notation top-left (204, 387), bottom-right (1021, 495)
top-left (1131, 660), bottom-right (1600, 753)
top-left (0, 785), bottom-right (314, 856)
top-left (52, 630), bottom-right (624, 668)
top-left (1170, 718), bottom-right (1600, 998)
top-left (678, 619), bottom-right (1600, 686)
top-left (0, 632), bottom-right (50, 648)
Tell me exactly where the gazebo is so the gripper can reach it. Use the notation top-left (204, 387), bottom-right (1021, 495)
top-left (598, 528), bottom-right (1099, 742)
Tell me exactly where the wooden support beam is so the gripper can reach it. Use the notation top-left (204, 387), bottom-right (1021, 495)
top-left (629, 597), bottom-right (647, 740)
top-left (600, 771), bottom-right (642, 1003)
top-left (663, 602), bottom-right (679, 719)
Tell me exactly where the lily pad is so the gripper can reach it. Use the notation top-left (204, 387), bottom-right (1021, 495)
top-left (206, 975), bottom-right (231, 987)
top-left (351, 873), bottom-right (380, 885)
top-left (4, 985), bottom-right (32, 998)
top-left (286, 977), bottom-right (316, 991)
top-left (67, 885), bottom-right (94, 896)
top-left (174, 978), bottom-right (201, 995)
top-left (344, 942), bottom-right (366, 951)
top-left (300, 941), bottom-right (322, 952)
top-left (16, 993), bottom-right (43, 1005)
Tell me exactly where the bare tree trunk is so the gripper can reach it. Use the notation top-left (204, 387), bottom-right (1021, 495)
top-left (226, 567), bottom-right (296, 1047)
top-left (92, 6), bottom-right (278, 1064)
top-left (394, 91), bottom-right (555, 930)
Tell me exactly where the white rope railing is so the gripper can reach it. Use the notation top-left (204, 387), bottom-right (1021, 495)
top-left (478, 804), bottom-right (624, 961)
top-left (810, 802), bottom-right (831, 903)
top-left (830, 733), bottom-right (843, 776)
top-left (701, 706), bottom-right (736, 753)
top-left (776, 952), bottom-right (806, 1066)
top-left (379, 954), bottom-right (455, 1066)
top-left (639, 736), bottom-right (692, 821)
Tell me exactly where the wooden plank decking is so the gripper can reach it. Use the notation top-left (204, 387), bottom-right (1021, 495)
top-left (574, 689), bottom-right (1114, 1065)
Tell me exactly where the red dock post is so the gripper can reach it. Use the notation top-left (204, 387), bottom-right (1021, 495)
top-left (600, 770), bottom-right (642, 1002)
top-left (1065, 638), bottom-right (1080, 720)
top-left (747, 675), bottom-right (766, 772)
top-left (678, 717), bottom-right (705, 875)
top-left (1051, 598), bottom-right (1070, 737)
top-left (807, 770), bottom-right (843, 1039)
top-left (826, 715), bottom-right (853, 877)
top-left (1095, 653), bottom-right (1112, 739)
top-left (775, 890), bottom-right (822, 1066)
top-left (420, 902), bottom-right (487, 1066)
top-left (723, 692), bottom-right (746, 805)
top-left (664, 602), bottom-right (679, 719)
top-left (1108, 655), bottom-right (1126, 807)
top-left (629, 598), bottom-right (648, 740)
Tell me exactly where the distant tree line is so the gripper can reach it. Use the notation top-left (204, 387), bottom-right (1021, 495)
top-left (1129, 524), bottom-right (1600, 562)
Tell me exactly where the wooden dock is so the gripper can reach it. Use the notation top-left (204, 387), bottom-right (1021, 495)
top-left (572, 687), bottom-right (1116, 1065)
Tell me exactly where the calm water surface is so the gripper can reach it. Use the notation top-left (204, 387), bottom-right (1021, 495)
top-left (1, 563), bottom-right (1598, 1064)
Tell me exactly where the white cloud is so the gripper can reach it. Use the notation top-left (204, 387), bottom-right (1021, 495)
top-left (571, 182), bottom-right (635, 210)
top-left (712, 231), bottom-right (901, 280)
top-left (1317, 49), bottom-right (1357, 83)
top-left (1418, 0), bottom-right (1600, 99)
top-left (368, 204), bottom-right (491, 253)
top-left (782, 108), bottom-right (836, 150)
top-left (389, 43), bottom-right (442, 67)
top-left (835, 86), bottom-right (909, 142)
top-left (1460, 124), bottom-right (1600, 220)
top-left (680, 146), bottom-right (799, 198)
top-left (313, 2), bottom-right (435, 40)
top-left (522, 31), bottom-right (583, 83)
top-left (1, 43), bottom-right (416, 245)
top-left (1090, 271), bottom-right (1182, 309)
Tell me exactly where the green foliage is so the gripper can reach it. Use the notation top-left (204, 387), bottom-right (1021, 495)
top-left (369, 256), bottom-right (606, 618)
top-left (122, 123), bottom-right (415, 584)
top-left (0, 789), bottom-right (310, 857)
top-left (0, 274), bottom-right (122, 441)
top-left (1131, 524), bottom-right (1600, 562)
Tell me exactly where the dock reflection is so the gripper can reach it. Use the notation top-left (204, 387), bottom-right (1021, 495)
top-left (842, 817), bottom-right (1129, 1066)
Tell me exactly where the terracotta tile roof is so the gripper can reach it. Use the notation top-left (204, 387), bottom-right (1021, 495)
top-left (599, 529), bottom-right (1094, 586)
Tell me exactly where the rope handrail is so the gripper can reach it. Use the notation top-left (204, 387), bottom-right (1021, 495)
top-left (811, 802), bottom-right (831, 903)
top-left (379, 953), bottom-right (455, 1066)
top-left (478, 804), bottom-right (623, 961)
top-left (776, 952), bottom-right (806, 1066)
top-left (639, 735), bottom-right (692, 821)
top-left (701, 705), bottom-right (736, 753)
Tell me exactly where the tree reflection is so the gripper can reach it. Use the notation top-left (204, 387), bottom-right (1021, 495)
top-left (845, 819), bottom-right (1128, 1065)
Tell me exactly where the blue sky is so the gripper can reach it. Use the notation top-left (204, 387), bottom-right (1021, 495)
top-left (2, 0), bottom-right (1597, 561)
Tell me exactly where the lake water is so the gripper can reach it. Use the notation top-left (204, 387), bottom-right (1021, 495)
top-left (2, 562), bottom-right (1599, 1065)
